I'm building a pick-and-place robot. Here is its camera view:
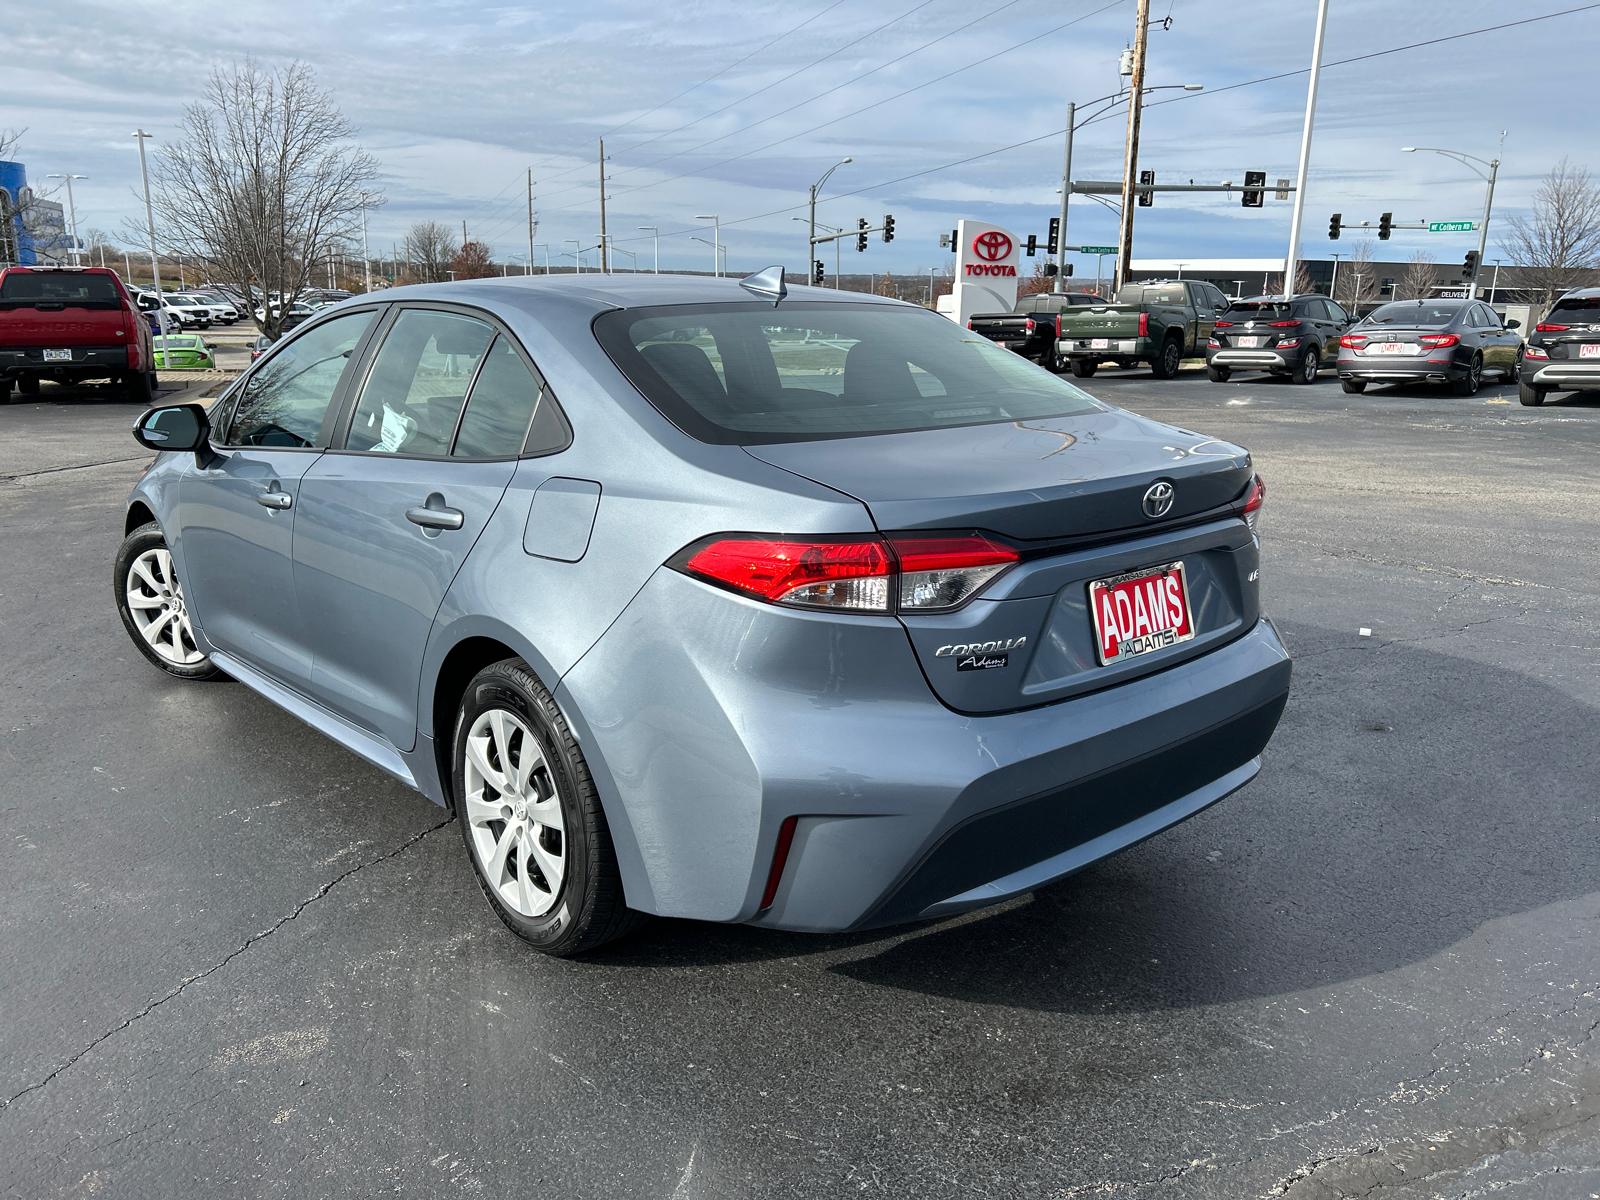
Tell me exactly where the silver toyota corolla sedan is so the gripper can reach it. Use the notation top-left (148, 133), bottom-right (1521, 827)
top-left (116, 271), bottom-right (1291, 956)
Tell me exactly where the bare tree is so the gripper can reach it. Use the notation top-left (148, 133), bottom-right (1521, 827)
top-left (1336, 239), bottom-right (1379, 311)
top-left (140, 59), bottom-right (382, 337)
top-left (450, 238), bottom-right (496, 280)
top-left (1396, 252), bottom-right (1436, 300)
top-left (1499, 158), bottom-right (1600, 310)
top-left (405, 221), bottom-right (458, 283)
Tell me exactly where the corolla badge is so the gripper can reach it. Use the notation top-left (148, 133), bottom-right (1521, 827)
top-left (1142, 481), bottom-right (1175, 519)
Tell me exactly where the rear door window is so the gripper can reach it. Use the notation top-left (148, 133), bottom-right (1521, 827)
top-left (225, 310), bottom-right (377, 448)
top-left (594, 301), bottom-right (1103, 445)
top-left (452, 336), bottom-right (562, 458)
top-left (345, 310), bottom-right (494, 456)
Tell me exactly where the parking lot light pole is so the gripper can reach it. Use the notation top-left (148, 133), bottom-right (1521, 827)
top-left (1281, 0), bottom-right (1330, 301)
top-left (132, 130), bottom-right (169, 346)
top-left (1401, 140), bottom-right (1503, 296)
top-left (45, 174), bottom-right (86, 265)
top-left (695, 216), bottom-right (721, 277)
top-left (638, 226), bottom-right (659, 273)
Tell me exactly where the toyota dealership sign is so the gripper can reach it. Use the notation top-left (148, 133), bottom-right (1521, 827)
top-left (947, 219), bottom-right (1020, 324)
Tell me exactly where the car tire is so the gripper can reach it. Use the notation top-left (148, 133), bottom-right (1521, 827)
top-left (1150, 337), bottom-right (1182, 379)
top-left (1341, 378), bottom-right (1367, 394)
top-left (1068, 359), bottom-right (1097, 378)
top-left (1207, 365), bottom-right (1231, 383)
top-left (126, 371), bottom-right (156, 405)
top-left (1518, 379), bottom-right (1546, 407)
top-left (0, 377), bottom-right (11, 401)
top-left (115, 522), bottom-right (224, 680)
top-left (1451, 353), bottom-right (1482, 396)
top-left (1293, 348), bottom-right (1320, 384)
top-left (454, 659), bottom-right (645, 957)
top-left (18, 375), bottom-right (41, 395)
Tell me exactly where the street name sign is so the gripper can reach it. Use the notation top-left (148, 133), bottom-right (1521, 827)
top-left (1428, 221), bottom-right (1477, 232)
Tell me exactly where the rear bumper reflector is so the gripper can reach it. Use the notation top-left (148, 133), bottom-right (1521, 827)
top-left (759, 815), bottom-right (800, 911)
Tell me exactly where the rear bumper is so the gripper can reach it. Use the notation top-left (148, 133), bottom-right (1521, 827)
top-left (1060, 337), bottom-right (1145, 358)
top-left (1208, 348), bottom-right (1292, 370)
top-left (0, 346), bottom-right (131, 376)
top-left (1525, 361), bottom-right (1600, 390)
top-left (1337, 353), bottom-right (1463, 383)
top-left (562, 567), bottom-right (1291, 933)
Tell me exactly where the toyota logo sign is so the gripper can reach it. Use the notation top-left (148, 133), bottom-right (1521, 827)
top-left (973, 231), bottom-right (1013, 262)
top-left (1142, 481), bottom-right (1175, 520)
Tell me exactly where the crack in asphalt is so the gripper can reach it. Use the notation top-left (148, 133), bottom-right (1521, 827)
top-left (0, 455), bottom-right (151, 483)
top-left (0, 817), bottom-right (453, 1113)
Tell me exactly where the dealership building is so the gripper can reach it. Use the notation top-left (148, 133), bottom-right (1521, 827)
top-left (0, 160), bottom-right (71, 267)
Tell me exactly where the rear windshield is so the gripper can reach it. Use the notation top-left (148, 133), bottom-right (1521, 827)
top-left (1116, 284), bottom-right (1186, 305)
top-left (1550, 297), bottom-right (1600, 316)
top-left (594, 301), bottom-right (1103, 445)
top-left (0, 271), bottom-right (122, 308)
top-left (1364, 302), bottom-right (1461, 326)
top-left (1226, 302), bottom-right (1292, 317)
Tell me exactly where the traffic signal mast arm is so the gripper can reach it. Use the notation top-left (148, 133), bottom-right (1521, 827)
top-left (1069, 180), bottom-right (1296, 195)
top-left (812, 223), bottom-right (887, 245)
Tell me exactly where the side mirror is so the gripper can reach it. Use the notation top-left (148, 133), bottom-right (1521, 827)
top-left (133, 402), bottom-right (215, 465)
top-left (1505, 319), bottom-right (1520, 330)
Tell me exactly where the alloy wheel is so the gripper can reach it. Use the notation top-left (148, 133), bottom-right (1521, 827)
top-left (124, 548), bottom-right (206, 665)
top-left (462, 709), bottom-right (567, 918)
top-left (1301, 350), bottom-right (1319, 383)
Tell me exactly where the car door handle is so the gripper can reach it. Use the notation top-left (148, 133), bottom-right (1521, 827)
top-left (256, 489), bottom-right (293, 510)
top-left (406, 504), bottom-right (464, 530)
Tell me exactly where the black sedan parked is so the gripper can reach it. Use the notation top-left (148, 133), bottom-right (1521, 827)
top-left (1518, 287), bottom-right (1600, 406)
top-left (1206, 294), bottom-right (1353, 384)
top-left (1337, 299), bottom-right (1521, 396)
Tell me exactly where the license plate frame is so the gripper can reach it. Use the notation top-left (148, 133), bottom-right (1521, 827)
top-left (1580, 344), bottom-right (1600, 359)
top-left (1090, 337), bottom-right (1109, 350)
top-left (1088, 560), bottom-right (1196, 666)
top-left (42, 348), bottom-right (72, 362)
top-left (1237, 335), bottom-right (1259, 348)
top-left (1376, 342), bottom-right (1416, 355)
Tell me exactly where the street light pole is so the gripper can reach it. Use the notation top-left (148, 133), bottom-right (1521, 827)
top-left (45, 174), bottom-right (87, 265)
top-left (360, 197), bottom-right (372, 293)
top-left (132, 130), bottom-right (169, 347)
top-left (807, 157), bottom-right (851, 283)
top-left (1401, 139), bottom-right (1504, 296)
top-left (1282, 0), bottom-right (1330, 300)
top-left (638, 226), bottom-right (659, 274)
top-left (695, 216), bottom-right (721, 277)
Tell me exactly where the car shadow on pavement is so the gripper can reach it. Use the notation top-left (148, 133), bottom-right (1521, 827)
top-left (597, 620), bottom-right (1600, 1013)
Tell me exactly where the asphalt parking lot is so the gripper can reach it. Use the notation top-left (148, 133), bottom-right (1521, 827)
top-left (2, 363), bottom-right (1598, 1199)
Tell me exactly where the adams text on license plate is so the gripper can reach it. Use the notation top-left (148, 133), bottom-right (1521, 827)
top-left (1088, 561), bottom-right (1195, 665)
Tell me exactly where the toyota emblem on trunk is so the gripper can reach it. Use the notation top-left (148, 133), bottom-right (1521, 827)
top-left (1142, 481), bottom-right (1175, 519)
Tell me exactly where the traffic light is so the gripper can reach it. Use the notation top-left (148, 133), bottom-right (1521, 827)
top-left (1378, 212), bottom-right (1393, 240)
top-left (1047, 216), bottom-right (1060, 255)
top-left (1328, 212), bottom-right (1341, 240)
top-left (1138, 170), bottom-right (1155, 207)
top-left (882, 213), bottom-right (894, 243)
top-left (1060, 263), bottom-right (1072, 277)
top-left (813, 260), bottom-right (825, 286)
top-left (1463, 249), bottom-right (1479, 278)
top-left (1044, 263), bottom-right (1058, 276)
top-left (1242, 171), bottom-right (1265, 208)
top-left (856, 218), bottom-right (869, 252)
top-left (1026, 234), bottom-right (1038, 257)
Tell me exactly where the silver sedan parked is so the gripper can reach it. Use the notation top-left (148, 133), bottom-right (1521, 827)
top-left (115, 271), bottom-right (1291, 956)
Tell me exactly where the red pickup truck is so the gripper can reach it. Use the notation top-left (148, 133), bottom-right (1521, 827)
top-left (0, 265), bottom-right (157, 403)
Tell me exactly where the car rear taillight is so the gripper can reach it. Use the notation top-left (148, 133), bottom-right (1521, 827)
top-left (1240, 474), bottom-right (1265, 537)
top-left (1138, 312), bottom-right (1149, 337)
top-left (1055, 313), bottom-right (1062, 337)
top-left (1267, 320), bottom-right (1298, 328)
top-left (1419, 333), bottom-right (1460, 348)
top-left (966, 320), bottom-right (973, 330)
top-left (1524, 345), bottom-right (1548, 359)
top-left (671, 533), bottom-right (1019, 614)
top-left (1207, 338), bottom-right (1219, 348)
top-left (1024, 318), bottom-right (1036, 333)
top-left (1536, 323), bottom-right (1569, 332)
top-left (1214, 320), bottom-right (1233, 328)
top-left (1339, 334), bottom-right (1368, 349)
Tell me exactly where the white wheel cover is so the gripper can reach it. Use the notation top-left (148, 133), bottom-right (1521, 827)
top-left (125, 547), bottom-right (207, 666)
top-left (463, 708), bottom-right (567, 917)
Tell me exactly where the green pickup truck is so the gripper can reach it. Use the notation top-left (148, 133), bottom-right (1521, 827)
top-left (1056, 279), bottom-right (1233, 379)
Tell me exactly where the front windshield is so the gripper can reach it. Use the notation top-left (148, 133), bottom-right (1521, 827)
top-left (1364, 302), bottom-right (1461, 327)
top-left (595, 301), bottom-right (1105, 445)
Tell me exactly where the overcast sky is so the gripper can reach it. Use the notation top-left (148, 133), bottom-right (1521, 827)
top-left (7, 0), bottom-right (1596, 279)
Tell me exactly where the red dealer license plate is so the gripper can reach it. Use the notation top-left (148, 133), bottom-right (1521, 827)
top-left (1088, 561), bottom-right (1195, 665)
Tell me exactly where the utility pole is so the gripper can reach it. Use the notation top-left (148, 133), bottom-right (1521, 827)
top-left (534, 168), bottom-right (547, 278)
top-left (462, 220), bottom-right (468, 247)
top-left (1281, 0), bottom-right (1330, 299)
top-left (132, 129), bottom-right (169, 347)
top-left (598, 139), bottom-right (609, 274)
top-left (360, 198), bottom-right (371, 293)
top-left (1114, 0), bottom-right (1151, 294)
top-left (1329, 250), bottom-right (1342, 303)
top-left (1057, 102), bottom-right (1074, 281)
top-left (1471, 149), bottom-right (1502, 297)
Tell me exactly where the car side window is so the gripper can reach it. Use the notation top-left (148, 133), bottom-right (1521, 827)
top-left (1325, 299), bottom-right (1349, 323)
top-left (1206, 284), bottom-right (1228, 311)
top-left (1478, 305), bottom-right (1501, 329)
top-left (224, 310), bottom-right (377, 448)
top-left (346, 309), bottom-right (494, 456)
top-left (452, 336), bottom-right (547, 458)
